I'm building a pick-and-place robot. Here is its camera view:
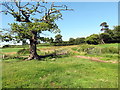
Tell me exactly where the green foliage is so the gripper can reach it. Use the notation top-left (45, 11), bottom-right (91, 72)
top-left (112, 26), bottom-right (120, 43)
top-left (85, 34), bottom-right (99, 45)
top-left (22, 39), bottom-right (28, 45)
top-left (69, 38), bottom-right (75, 45)
top-left (100, 22), bottom-right (109, 32)
top-left (1, 2), bottom-right (72, 59)
top-left (49, 37), bottom-right (54, 43)
top-left (101, 47), bottom-right (118, 54)
top-left (72, 44), bottom-right (119, 55)
top-left (68, 37), bottom-right (85, 45)
top-left (100, 33), bottom-right (112, 43)
top-left (77, 44), bottom-right (94, 52)
top-left (2, 45), bottom-right (11, 48)
top-left (99, 24), bottom-right (120, 43)
top-left (1, 33), bottom-right (13, 42)
top-left (9, 22), bottom-right (60, 42)
top-left (74, 37), bottom-right (85, 45)
top-left (83, 25), bottom-right (120, 44)
top-left (55, 34), bottom-right (63, 43)
top-left (54, 37), bottom-right (86, 46)
top-left (87, 47), bottom-right (118, 55)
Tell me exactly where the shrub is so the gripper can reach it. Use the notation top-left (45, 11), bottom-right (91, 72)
top-left (85, 34), bottom-right (99, 45)
top-left (77, 44), bottom-right (95, 53)
top-left (2, 45), bottom-right (10, 48)
top-left (101, 47), bottom-right (118, 54)
top-left (89, 47), bottom-right (102, 55)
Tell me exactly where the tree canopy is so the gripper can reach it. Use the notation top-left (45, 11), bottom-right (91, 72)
top-left (0, 1), bottom-right (73, 60)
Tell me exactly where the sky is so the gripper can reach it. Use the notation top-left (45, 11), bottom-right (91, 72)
top-left (0, 2), bottom-right (118, 45)
top-left (57, 2), bottom-right (118, 41)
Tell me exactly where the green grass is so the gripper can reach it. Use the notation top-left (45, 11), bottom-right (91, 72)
top-left (96, 43), bottom-right (118, 48)
top-left (2, 57), bottom-right (118, 88)
top-left (2, 43), bottom-right (119, 88)
top-left (1, 48), bottom-right (23, 53)
top-left (1, 45), bottom-right (53, 53)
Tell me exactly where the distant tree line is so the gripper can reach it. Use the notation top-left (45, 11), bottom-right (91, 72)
top-left (85, 25), bottom-right (120, 45)
top-left (51, 25), bottom-right (120, 46)
top-left (22, 24), bottom-right (120, 46)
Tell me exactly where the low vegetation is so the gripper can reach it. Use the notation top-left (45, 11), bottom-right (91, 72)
top-left (1, 43), bottom-right (119, 88)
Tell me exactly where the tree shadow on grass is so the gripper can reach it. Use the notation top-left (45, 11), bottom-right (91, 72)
top-left (38, 52), bottom-right (69, 61)
top-left (3, 50), bottom-right (70, 62)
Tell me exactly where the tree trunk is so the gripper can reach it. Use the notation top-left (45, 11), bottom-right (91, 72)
top-left (27, 31), bottom-right (40, 60)
top-left (101, 39), bottom-right (105, 44)
top-left (99, 35), bottom-right (105, 44)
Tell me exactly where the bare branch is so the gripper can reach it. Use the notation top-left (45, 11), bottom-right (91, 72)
top-left (1, 1), bottom-right (73, 23)
top-left (39, 3), bottom-right (47, 13)
top-left (20, 2), bottom-right (30, 8)
top-left (47, 3), bottom-right (73, 15)
top-left (14, 0), bottom-right (19, 8)
top-left (2, 2), bottom-right (14, 12)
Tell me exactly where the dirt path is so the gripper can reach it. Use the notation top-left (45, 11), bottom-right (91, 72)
top-left (75, 56), bottom-right (117, 63)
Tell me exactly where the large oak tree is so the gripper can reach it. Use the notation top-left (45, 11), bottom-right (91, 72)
top-left (0, 0), bottom-right (73, 60)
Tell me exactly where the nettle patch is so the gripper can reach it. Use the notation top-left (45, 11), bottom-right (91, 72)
top-left (72, 44), bottom-right (119, 55)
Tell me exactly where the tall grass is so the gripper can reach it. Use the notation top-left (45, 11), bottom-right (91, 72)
top-left (72, 44), bottom-right (119, 55)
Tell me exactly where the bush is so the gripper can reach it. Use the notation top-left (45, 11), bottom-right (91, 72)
top-left (77, 44), bottom-right (95, 53)
top-left (85, 34), bottom-right (99, 45)
top-left (88, 47), bottom-right (102, 54)
top-left (2, 45), bottom-right (10, 48)
top-left (101, 47), bottom-right (118, 54)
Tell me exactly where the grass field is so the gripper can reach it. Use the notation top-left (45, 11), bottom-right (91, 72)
top-left (1, 43), bottom-right (119, 88)
top-left (96, 43), bottom-right (118, 48)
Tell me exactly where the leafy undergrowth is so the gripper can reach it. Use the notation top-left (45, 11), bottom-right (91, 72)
top-left (71, 44), bottom-right (119, 62)
top-left (1, 43), bottom-right (119, 63)
top-left (2, 56), bottom-right (118, 88)
top-left (2, 48), bottom-right (74, 61)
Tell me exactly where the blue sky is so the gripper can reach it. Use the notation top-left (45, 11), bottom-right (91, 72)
top-left (1, 2), bottom-right (118, 45)
top-left (57, 2), bottom-right (118, 41)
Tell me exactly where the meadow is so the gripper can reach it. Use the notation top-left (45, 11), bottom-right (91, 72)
top-left (1, 43), bottom-right (119, 88)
